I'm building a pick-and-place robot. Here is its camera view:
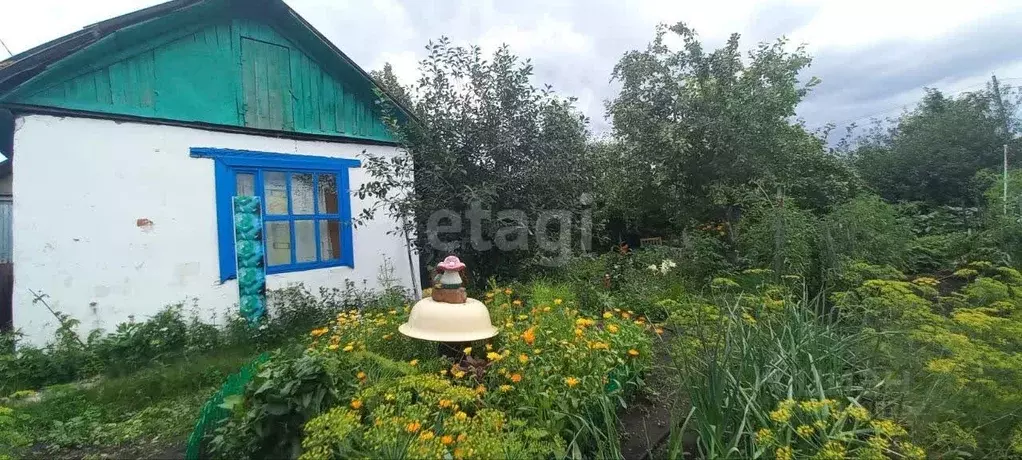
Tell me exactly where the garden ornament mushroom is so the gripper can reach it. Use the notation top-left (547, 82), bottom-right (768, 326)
top-left (432, 255), bottom-right (467, 303)
top-left (399, 256), bottom-right (498, 342)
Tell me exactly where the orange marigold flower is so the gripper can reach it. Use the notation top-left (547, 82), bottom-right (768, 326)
top-left (510, 373), bottom-right (522, 383)
top-left (475, 385), bottom-right (486, 395)
top-left (441, 435), bottom-right (455, 445)
top-left (518, 353), bottom-right (529, 364)
top-left (628, 349), bottom-right (640, 357)
top-left (439, 399), bottom-right (453, 409)
top-left (350, 399), bottom-right (363, 410)
top-left (522, 327), bottom-right (537, 345)
top-left (512, 300), bottom-right (522, 306)
top-left (504, 288), bottom-right (513, 295)
top-left (409, 359), bottom-right (419, 366)
top-left (606, 324), bottom-right (619, 333)
top-left (310, 327), bottom-right (328, 337)
top-left (406, 421), bottom-right (421, 433)
top-left (457, 433), bottom-right (467, 442)
top-left (564, 376), bottom-right (580, 387)
top-left (357, 371), bottom-right (367, 380)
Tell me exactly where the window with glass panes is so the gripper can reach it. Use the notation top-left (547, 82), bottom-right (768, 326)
top-left (190, 148), bottom-right (359, 282)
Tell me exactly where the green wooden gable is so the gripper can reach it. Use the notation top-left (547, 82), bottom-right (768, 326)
top-left (0, 0), bottom-right (401, 143)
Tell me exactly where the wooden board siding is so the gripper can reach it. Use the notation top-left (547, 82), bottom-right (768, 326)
top-left (241, 37), bottom-right (293, 131)
top-left (2, 16), bottom-right (395, 143)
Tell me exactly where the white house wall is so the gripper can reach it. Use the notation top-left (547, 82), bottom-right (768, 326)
top-left (12, 114), bottom-right (418, 345)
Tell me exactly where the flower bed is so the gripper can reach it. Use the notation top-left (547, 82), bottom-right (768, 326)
top-left (207, 283), bottom-right (656, 459)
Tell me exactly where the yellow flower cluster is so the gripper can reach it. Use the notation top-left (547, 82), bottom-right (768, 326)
top-left (846, 405), bottom-right (870, 422)
top-left (817, 441), bottom-right (846, 460)
top-left (755, 397), bottom-right (915, 460)
top-left (299, 284), bottom-right (652, 459)
top-left (912, 276), bottom-right (939, 287)
top-left (795, 424), bottom-right (814, 437)
top-left (769, 399), bottom-right (796, 423)
top-left (870, 419), bottom-right (907, 437)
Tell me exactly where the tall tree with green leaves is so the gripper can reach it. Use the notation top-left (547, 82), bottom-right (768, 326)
top-left (603, 22), bottom-right (857, 236)
top-left (851, 78), bottom-right (1021, 207)
top-left (362, 38), bottom-right (595, 281)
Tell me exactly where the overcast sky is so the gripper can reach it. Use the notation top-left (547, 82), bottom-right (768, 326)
top-left (4, 0), bottom-right (1022, 139)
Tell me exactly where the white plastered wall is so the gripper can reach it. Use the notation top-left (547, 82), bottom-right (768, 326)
top-left (12, 114), bottom-right (418, 345)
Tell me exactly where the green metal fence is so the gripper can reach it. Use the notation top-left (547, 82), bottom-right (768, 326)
top-left (184, 352), bottom-right (270, 460)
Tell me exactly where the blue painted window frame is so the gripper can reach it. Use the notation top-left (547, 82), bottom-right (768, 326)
top-left (190, 147), bottom-right (361, 282)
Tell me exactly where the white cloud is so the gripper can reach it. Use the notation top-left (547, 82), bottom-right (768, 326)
top-left (3, 0), bottom-right (1021, 136)
top-left (0, 0), bottom-right (163, 55)
top-left (477, 15), bottom-right (592, 57)
top-left (790, 0), bottom-right (1019, 51)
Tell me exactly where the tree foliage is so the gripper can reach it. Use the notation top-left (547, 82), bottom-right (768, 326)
top-left (363, 38), bottom-right (595, 281)
top-left (602, 22), bottom-right (857, 235)
top-left (851, 78), bottom-right (1022, 207)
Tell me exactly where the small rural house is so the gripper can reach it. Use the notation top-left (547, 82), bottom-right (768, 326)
top-left (0, 0), bottom-right (420, 344)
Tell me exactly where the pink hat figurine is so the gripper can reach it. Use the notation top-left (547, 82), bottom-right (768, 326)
top-left (436, 256), bottom-right (466, 289)
top-left (437, 255), bottom-right (466, 272)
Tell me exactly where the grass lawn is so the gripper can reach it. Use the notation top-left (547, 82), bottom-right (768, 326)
top-left (7, 347), bottom-right (266, 459)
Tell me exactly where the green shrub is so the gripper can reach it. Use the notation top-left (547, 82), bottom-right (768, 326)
top-left (556, 246), bottom-right (688, 321)
top-left (833, 260), bottom-right (1022, 455)
top-left (210, 350), bottom-right (341, 459)
top-left (819, 194), bottom-right (914, 273)
top-left (736, 201), bottom-right (818, 278)
top-left (0, 281), bottom-right (410, 395)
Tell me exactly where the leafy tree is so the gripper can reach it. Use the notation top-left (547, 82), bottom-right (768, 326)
top-left (603, 22), bottom-right (857, 236)
top-left (851, 78), bottom-right (1021, 207)
top-left (361, 38), bottom-right (595, 281)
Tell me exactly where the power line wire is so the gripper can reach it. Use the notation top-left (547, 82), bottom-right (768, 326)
top-left (0, 37), bottom-right (11, 57)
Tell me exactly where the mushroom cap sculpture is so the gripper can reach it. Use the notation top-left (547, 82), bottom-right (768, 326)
top-left (398, 256), bottom-right (498, 342)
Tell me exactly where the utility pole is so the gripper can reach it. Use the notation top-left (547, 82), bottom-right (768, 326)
top-left (1005, 144), bottom-right (1009, 216)
top-left (993, 76), bottom-right (1011, 217)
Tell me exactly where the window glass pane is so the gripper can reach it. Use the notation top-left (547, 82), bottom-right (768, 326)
top-left (295, 220), bottom-right (316, 263)
top-left (318, 174), bottom-right (339, 214)
top-left (264, 171), bottom-right (288, 215)
top-left (265, 221), bottom-right (291, 266)
top-left (320, 220), bottom-right (341, 261)
top-left (291, 173), bottom-right (314, 214)
top-left (236, 173), bottom-right (255, 196)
